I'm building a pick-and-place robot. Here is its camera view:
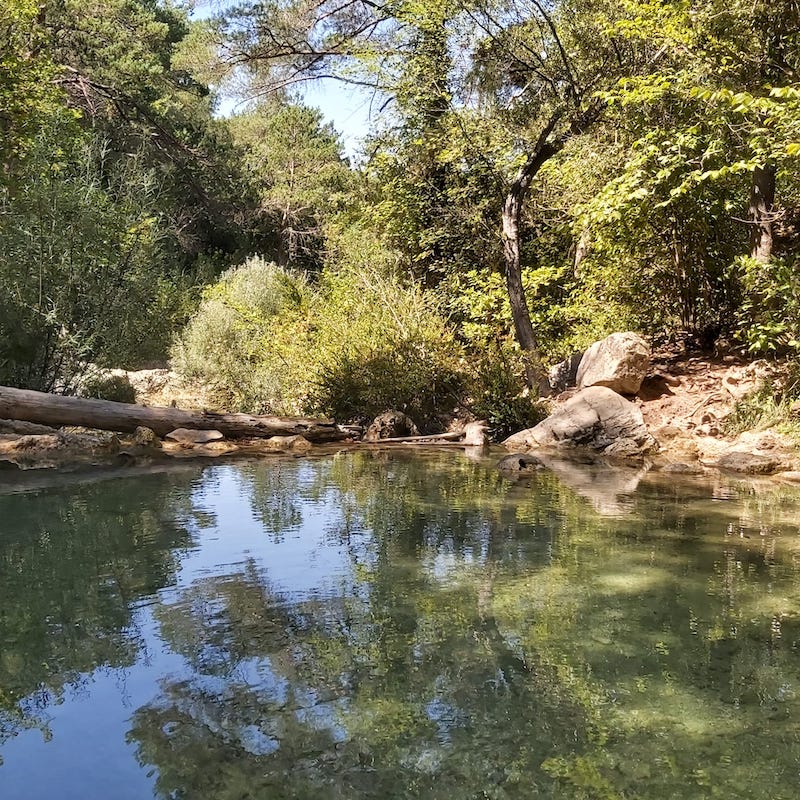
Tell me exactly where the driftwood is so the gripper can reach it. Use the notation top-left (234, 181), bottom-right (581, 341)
top-left (0, 385), bottom-right (347, 442)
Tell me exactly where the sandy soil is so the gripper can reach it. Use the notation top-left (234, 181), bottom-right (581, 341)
top-left (633, 347), bottom-right (799, 472)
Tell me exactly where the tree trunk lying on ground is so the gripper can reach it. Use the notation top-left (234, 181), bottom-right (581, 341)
top-left (0, 385), bottom-right (347, 442)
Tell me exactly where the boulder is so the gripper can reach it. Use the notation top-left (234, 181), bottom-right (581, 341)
top-left (714, 451), bottom-right (789, 475)
top-left (503, 386), bottom-right (657, 457)
top-left (576, 332), bottom-right (651, 395)
top-left (364, 411), bottom-right (420, 442)
top-left (463, 421), bottom-right (489, 447)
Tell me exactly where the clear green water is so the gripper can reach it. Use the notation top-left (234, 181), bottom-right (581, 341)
top-left (2, 450), bottom-right (800, 799)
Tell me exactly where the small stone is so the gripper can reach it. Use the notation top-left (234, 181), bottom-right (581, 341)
top-left (0, 419), bottom-right (57, 435)
top-left (165, 428), bottom-right (225, 444)
top-left (263, 435), bottom-right (312, 451)
top-left (775, 471), bottom-right (800, 483)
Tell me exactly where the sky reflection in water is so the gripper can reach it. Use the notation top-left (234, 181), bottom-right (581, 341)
top-left (1, 450), bottom-right (800, 799)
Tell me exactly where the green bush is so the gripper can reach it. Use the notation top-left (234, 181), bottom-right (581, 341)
top-left (735, 256), bottom-right (800, 356)
top-left (466, 343), bottom-right (547, 441)
top-left (723, 376), bottom-right (800, 438)
top-left (307, 266), bottom-right (465, 425)
top-left (79, 373), bottom-right (136, 404)
top-left (171, 257), bottom-right (311, 414)
top-left (172, 259), bottom-right (465, 426)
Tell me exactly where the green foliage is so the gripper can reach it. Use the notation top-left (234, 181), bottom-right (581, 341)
top-left (172, 257), bottom-right (311, 414)
top-left (308, 265), bottom-right (465, 425)
top-left (228, 100), bottom-right (352, 271)
top-left (173, 253), bottom-right (465, 425)
top-left (79, 372), bottom-right (136, 404)
top-left (0, 0), bottom-right (64, 168)
top-left (578, 124), bottom-right (747, 335)
top-left (466, 343), bottom-right (547, 441)
top-left (723, 378), bottom-right (800, 438)
top-left (0, 124), bottom-right (190, 391)
top-left (735, 256), bottom-right (800, 355)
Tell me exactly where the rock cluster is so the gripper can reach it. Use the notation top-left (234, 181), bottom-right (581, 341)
top-left (503, 332), bottom-right (655, 460)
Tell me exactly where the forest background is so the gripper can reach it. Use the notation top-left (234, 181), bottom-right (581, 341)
top-left (1, 0), bottom-right (799, 438)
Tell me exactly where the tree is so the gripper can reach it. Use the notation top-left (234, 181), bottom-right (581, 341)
top-left (228, 99), bottom-right (351, 270)
top-left (210, 0), bottom-right (675, 380)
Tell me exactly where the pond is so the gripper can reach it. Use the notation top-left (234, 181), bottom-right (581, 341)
top-left (1, 449), bottom-right (800, 799)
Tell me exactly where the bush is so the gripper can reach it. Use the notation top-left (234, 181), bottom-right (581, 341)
top-left (466, 343), bottom-right (547, 441)
top-left (78, 373), bottom-right (136, 404)
top-left (172, 258), bottom-right (466, 426)
top-left (735, 256), bottom-right (800, 356)
top-left (307, 266), bottom-right (464, 425)
top-left (171, 257), bottom-right (311, 413)
top-left (723, 375), bottom-right (800, 438)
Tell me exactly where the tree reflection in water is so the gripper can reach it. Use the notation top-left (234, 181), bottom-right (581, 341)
top-left (130, 453), bottom-right (800, 800)
top-left (0, 470), bottom-right (204, 751)
top-left (3, 452), bottom-right (800, 798)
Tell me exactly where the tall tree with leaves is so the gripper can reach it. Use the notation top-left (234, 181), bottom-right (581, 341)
top-left (229, 99), bottom-right (351, 271)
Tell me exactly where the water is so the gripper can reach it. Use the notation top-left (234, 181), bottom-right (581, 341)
top-left (2, 449), bottom-right (800, 799)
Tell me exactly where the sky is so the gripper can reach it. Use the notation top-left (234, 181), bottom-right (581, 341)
top-left (190, 1), bottom-right (377, 160)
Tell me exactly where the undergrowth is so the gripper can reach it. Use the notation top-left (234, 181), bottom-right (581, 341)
top-left (723, 378), bottom-right (800, 440)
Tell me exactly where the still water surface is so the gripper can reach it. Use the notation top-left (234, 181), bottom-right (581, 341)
top-left (2, 450), bottom-right (800, 799)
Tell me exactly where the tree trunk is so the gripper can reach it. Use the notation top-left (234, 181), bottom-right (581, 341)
top-left (502, 139), bottom-right (562, 386)
top-left (0, 385), bottom-right (347, 441)
top-left (750, 163), bottom-right (776, 263)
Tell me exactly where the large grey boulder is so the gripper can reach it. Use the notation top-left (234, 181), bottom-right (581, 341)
top-left (576, 332), bottom-right (650, 395)
top-left (503, 386), bottom-right (657, 456)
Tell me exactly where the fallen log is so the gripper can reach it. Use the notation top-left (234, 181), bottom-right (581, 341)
top-left (0, 385), bottom-right (347, 441)
top-left (364, 431), bottom-right (463, 444)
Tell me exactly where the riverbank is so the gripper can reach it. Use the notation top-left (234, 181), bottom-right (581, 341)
top-left (1, 348), bottom-right (799, 483)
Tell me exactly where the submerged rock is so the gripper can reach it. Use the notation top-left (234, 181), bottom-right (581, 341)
top-left (497, 453), bottom-right (545, 475)
top-left (503, 386), bottom-right (657, 457)
top-left (576, 332), bottom-right (651, 395)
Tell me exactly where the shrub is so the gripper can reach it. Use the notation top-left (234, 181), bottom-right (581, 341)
top-left (172, 259), bottom-right (465, 426)
top-left (466, 343), bottom-right (547, 441)
top-left (171, 257), bottom-right (311, 414)
top-left (308, 266), bottom-right (465, 426)
top-left (723, 375), bottom-right (800, 439)
top-left (78, 373), bottom-right (136, 404)
top-left (735, 256), bottom-right (800, 356)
